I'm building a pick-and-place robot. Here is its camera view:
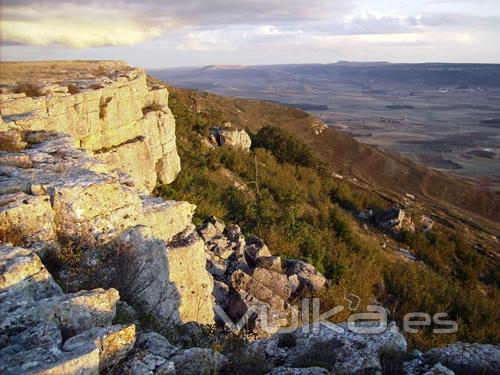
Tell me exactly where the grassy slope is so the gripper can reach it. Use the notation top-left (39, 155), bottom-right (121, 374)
top-left (152, 78), bottom-right (499, 348)
top-left (166, 85), bottom-right (500, 238)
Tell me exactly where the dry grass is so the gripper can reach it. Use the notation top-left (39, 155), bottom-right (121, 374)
top-left (0, 225), bottom-right (25, 246)
top-left (67, 83), bottom-right (81, 94)
top-left (13, 82), bottom-right (43, 97)
top-left (142, 102), bottom-right (164, 115)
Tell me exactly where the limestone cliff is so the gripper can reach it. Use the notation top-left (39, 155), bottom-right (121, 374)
top-left (0, 61), bottom-right (214, 327)
top-left (0, 61), bottom-right (180, 192)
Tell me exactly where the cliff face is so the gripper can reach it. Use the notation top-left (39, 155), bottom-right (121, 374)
top-left (0, 62), bottom-right (216, 373)
top-left (0, 61), bottom-right (180, 192)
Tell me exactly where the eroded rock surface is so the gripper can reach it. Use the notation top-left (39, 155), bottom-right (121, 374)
top-left (253, 322), bottom-right (407, 374)
top-left (0, 130), bottom-right (214, 327)
top-left (197, 217), bottom-right (326, 337)
top-left (0, 244), bottom-right (127, 374)
top-left (1, 61), bottom-right (180, 192)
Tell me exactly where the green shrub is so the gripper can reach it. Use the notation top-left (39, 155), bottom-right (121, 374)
top-left (252, 126), bottom-right (317, 167)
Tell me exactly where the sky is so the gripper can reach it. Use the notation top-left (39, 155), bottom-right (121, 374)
top-left (0, 0), bottom-right (499, 68)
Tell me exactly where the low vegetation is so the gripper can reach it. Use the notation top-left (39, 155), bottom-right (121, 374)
top-left (159, 91), bottom-right (499, 350)
top-left (13, 82), bottom-right (43, 97)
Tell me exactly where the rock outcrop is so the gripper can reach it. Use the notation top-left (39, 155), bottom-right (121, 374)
top-left (0, 130), bottom-right (213, 325)
top-left (0, 61), bottom-right (180, 192)
top-left (252, 322), bottom-right (408, 374)
top-left (211, 122), bottom-right (252, 151)
top-left (197, 217), bottom-right (326, 336)
top-left (404, 342), bottom-right (500, 375)
top-left (0, 244), bottom-right (132, 374)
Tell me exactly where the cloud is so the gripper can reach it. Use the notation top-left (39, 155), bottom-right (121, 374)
top-left (1, 0), bottom-right (499, 64)
top-left (0, 0), bottom-right (353, 48)
top-left (0, 2), bottom-right (173, 48)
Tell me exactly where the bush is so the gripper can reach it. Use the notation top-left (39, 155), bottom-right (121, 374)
top-left (67, 83), bottom-right (81, 94)
top-left (220, 348), bottom-right (272, 375)
top-left (252, 126), bottom-right (317, 167)
top-left (291, 339), bottom-right (344, 371)
top-left (13, 82), bottom-right (43, 97)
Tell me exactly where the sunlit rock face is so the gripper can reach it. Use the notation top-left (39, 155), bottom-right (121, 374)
top-left (0, 61), bottom-right (180, 192)
top-left (0, 61), bottom-right (215, 336)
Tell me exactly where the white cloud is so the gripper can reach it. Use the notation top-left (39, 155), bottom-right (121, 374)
top-left (0, 3), bottom-right (174, 48)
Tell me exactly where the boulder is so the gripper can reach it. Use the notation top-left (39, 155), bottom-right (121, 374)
top-left (198, 221), bottom-right (221, 242)
top-left (113, 226), bottom-right (215, 325)
top-left (255, 322), bottom-right (407, 374)
top-left (206, 253), bottom-right (228, 277)
top-left (0, 245), bottom-right (121, 375)
top-left (231, 270), bottom-right (286, 311)
top-left (118, 331), bottom-right (177, 374)
top-left (252, 267), bottom-right (292, 300)
top-left (0, 245), bottom-right (61, 303)
top-left (62, 324), bottom-right (136, 370)
top-left (404, 342), bottom-right (500, 375)
top-left (245, 236), bottom-right (272, 265)
top-left (211, 125), bottom-right (251, 151)
top-left (118, 331), bottom-right (225, 375)
top-left (213, 280), bottom-right (230, 309)
top-left (255, 255), bottom-right (283, 273)
top-left (226, 223), bottom-right (243, 242)
top-left (378, 207), bottom-right (415, 236)
top-left (166, 231), bottom-right (215, 325)
top-left (288, 275), bottom-right (301, 295)
top-left (283, 259), bottom-right (326, 291)
top-left (141, 197), bottom-right (196, 242)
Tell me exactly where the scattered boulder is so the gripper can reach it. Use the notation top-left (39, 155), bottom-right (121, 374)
top-left (377, 207), bottom-right (415, 237)
top-left (283, 259), bottom-right (326, 291)
top-left (256, 255), bottom-right (283, 273)
top-left (211, 123), bottom-right (252, 151)
top-left (420, 215), bottom-right (435, 232)
top-left (245, 236), bottom-right (272, 265)
top-left (252, 267), bottom-right (292, 300)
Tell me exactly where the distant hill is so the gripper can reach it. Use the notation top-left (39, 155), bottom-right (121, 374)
top-left (151, 62), bottom-right (500, 89)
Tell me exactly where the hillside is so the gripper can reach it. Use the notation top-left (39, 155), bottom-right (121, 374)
top-left (164, 83), bottom-right (500, 236)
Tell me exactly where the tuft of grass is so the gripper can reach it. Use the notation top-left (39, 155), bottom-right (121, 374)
top-left (142, 102), bottom-right (164, 115)
top-left (220, 348), bottom-right (272, 375)
top-left (67, 83), bottom-right (81, 94)
top-left (0, 225), bottom-right (25, 246)
top-left (290, 339), bottom-right (344, 371)
top-left (13, 82), bottom-right (43, 97)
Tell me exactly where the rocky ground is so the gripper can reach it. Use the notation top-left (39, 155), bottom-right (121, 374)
top-left (1, 61), bottom-right (498, 374)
